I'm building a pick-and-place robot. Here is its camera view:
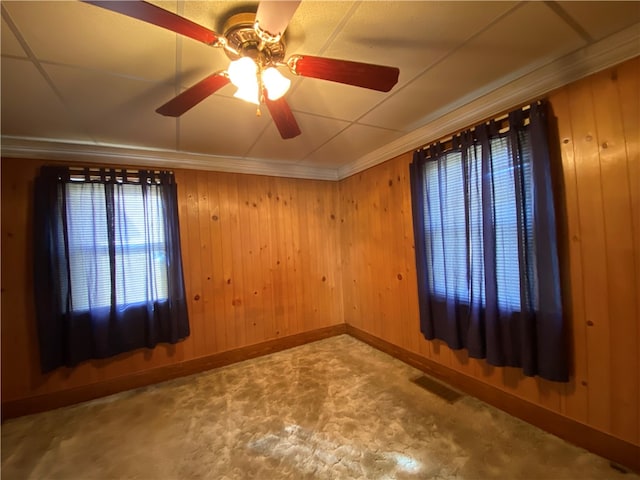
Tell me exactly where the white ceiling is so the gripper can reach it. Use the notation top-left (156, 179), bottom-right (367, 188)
top-left (1, 1), bottom-right (639, 180)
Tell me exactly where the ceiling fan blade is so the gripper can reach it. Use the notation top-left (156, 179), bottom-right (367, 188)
top-left (264, 96), bottom-right (301, 139)
top-left (156, 73), bottom-right (230, 117)
top-left (255, 0), bottom-right (301, 38)
top-left (289, 55), bottom-right (400, 92)
top-left (83, 1), bottom-right (219, 45)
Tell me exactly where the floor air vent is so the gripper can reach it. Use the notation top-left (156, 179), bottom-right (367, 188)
top-left (412, 375), bottom-right (464, 403)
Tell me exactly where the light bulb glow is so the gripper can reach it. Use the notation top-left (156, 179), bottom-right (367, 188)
top-left (228, 57), bottom-right (258, 89)
top-left (228, 57), bottom-right (260, 105)
top-left (262, 67), bottom-right (291, 100)
top-left (233, 85), bottom-right (260, 105)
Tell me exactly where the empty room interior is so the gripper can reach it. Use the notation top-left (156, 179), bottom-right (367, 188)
top-left (1, 1), bottom-right (639, 478)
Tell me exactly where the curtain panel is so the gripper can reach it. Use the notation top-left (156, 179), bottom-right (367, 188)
top-left (409, 101), bottom-right (568, 382)
top-left (33, 166), bottom-right (190, 372)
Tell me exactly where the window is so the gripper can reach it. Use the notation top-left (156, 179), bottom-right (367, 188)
top-left (34, 167), bottom-right (190, 372)
top-left (64, 182), bottom-right (168, 311)
top-left (421, 136), bottom-right (533, 312)
top-left (409, 101), bottom-right (568, 381)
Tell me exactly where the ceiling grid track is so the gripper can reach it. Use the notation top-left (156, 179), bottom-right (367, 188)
top-left (1, 4), bottom-right (98, 145)
top-left (544, 1), bottom-right (594, 44)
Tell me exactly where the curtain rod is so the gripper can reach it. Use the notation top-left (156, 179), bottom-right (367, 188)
top-left (66, 166), bottom-right (174, 175)
top-left (417, 102), bottom-right (533, 153)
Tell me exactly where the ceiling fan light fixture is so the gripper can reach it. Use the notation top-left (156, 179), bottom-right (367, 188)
top-left (262, 67), bottom-right (291, 100)
top-left (228, 57), bottom-right (258, 89)
top-left (233, 84), bottom-right (260, 105)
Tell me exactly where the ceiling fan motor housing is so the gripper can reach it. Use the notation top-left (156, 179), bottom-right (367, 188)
top-left (222, 12), bottom-right (286, 67)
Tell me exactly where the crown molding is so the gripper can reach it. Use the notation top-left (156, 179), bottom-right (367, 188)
top-left (2, 24), bottom-right (637, 182)
top-left (338, 23), bottom-right (640, 180)
top-left (0, 137), bottom-right (340, 181)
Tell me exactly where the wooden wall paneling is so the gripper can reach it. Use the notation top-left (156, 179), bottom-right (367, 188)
top-left (347, 176), bottom-right (362, 329)
top-left (174, 170), bottom-right (195, 360)
top-left (366, 169), bottom-right (385, 338)
top-left (281, 178), bottom-right (299, 335)
top-left (616, 58), bottom-right (640, 443)
top-left (237, 175), bottom-right (262, 345)
top-left (207, 172), bottom-right (229, 353)
top-left (379, 160), bottom-right (399, 345)
top-left (340, 176), bottom-right (360, 328)
top-left (355, 174), bottom-right (367, 333)
top-left (535, 372), bottom-right (563, 414)
top-left (339, 177), bottom-right (351, 324)
top-left (251, 174), bottom-right (270, 342)
top-left (195, 171), bottom-right (216, 353)
top-left (332, 181), bottom-right (345, 326)
top-left (356, 173), bottom-right (374, 333)
top-left (377, 161), bottom-right (398, 344)
top-left (299, 181), bottom-right (318, 330)
top-left (312, 181), bottom-right (328, 326)
top-left (592, 66), bottom-right (639, 444)
top-left (391, 156), bottom-right (415, 351)
top-left (326, 181), bottom-right (342, 326)
top-left (221, 174), bottom-right (246, 348)
top-left (286, 178), bottom-right (303, 334)
top-left (317, 179), bottom-right (338, 327)
top-left (299, 181), bottom-right (320, 329)
top-left (183, 171), bottom-right (208, 357)
top-left (567, 75), bottom-right (612, 433)
top-left (395, 153), bottom-right (421, 356)
top-left (289, 181), bottom-right (307, 329)
top-left (322, 181), bottom-right (335, 324)
top-left (385, 157), bottom-right (404, 346)
top-left (549, 88), bottom-right (590, 424)
top-left (266, 176), bottom-right (287, 337)
top-left (255, 175), bottom-right (276, 340)
top-left (310, 180), bottom-right (330, 327)
top-left (1, 160), bottom-right (38, 399)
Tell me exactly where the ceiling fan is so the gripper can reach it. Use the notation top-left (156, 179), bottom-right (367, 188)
top-left (83, 1), bottom-right (400, 139)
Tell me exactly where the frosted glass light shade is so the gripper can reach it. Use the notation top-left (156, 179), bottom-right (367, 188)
top-left (228, 57), bottom-right (257, 89)
top-left (233, 85), bottom-right (260, 105)
top-left (228, 57), bottom-right (260, 105)
top-left (262, 67), bottom-right (291, 100)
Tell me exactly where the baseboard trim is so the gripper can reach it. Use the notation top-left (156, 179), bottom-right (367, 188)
top-left (1, 324), bottom-right (347, 421)
top-left (346, 324), bottom-right (640, 473)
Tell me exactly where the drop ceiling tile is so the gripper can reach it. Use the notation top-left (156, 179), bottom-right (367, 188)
top-left (558, 1), bottom-right (640, 41)
top-left (323, 1), bottom-right (517, 83)
top-left (1, 17), bottom-right (27, 58)
top-left (287, 77), bottom-right (389, 122)
top-left (1, 58), bottom-right (90, 141)
top-left (178, 94), bottom-right (266, 157)
top-left (248, 112), bottom-right (350, 162)
top-left (2, 1), bottom-right (176, 81)
top-left (289, 2), bottom-right (516, 124)
top-left (44, 64), bottom-right (176, 150)
top-left (360, 1), bottom-right (586, 131)
top-left (285, 1), bottom-right (358, 55)
top-left (304, 123), bottom-right (403, 168)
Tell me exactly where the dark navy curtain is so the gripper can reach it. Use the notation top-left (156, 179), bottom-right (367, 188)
top-left (409, 100), bottom-right (568, 382)
top-left (33, 166), bottom-right (190, 372)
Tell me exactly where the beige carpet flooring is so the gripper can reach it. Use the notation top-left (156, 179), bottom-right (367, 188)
top-left (1, 335), bottom-right (636, 479)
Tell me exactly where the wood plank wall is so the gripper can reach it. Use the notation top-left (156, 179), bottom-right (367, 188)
top-left (1, 58), bottom-right (637, 453)
top-left (339, 57), bottom-right (639, 446)
top-left (1, 163), bottom-right (343, 403)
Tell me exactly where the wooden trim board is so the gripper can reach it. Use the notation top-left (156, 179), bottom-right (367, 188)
top-left (346, 324), bottom-right (640, 473)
